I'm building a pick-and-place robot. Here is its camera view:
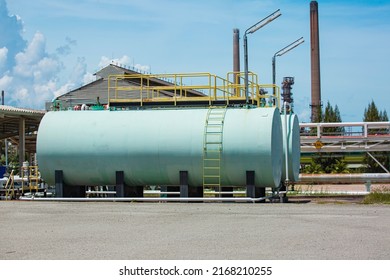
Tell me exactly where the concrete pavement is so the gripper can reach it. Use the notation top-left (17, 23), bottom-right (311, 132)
top-left (1, 201), bottom-right (389, 259)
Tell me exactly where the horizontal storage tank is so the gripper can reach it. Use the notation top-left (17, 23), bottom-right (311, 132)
top-left (281, 114), bottom-right (301, 182)
top-left (37, 107), bottom-right (283, 188)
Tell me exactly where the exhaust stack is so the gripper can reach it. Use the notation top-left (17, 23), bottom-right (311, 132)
top-left (310, 1), bottom-right (322, 122)
top-left (233, 29), bottom-right (240, 94)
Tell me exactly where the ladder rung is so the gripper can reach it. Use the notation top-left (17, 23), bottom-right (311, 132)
top-left (206, 123), bottom-right (223, 126)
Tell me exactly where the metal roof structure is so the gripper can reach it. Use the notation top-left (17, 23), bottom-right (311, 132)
top-left (53, 63), bottom-right (205, 110)
top-left (0, 105), bottom-right (46, 170)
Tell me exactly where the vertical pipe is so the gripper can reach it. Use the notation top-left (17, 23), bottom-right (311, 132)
top-left (19, 117), bottom-right (26, 173)
top-left (310, 1), bottom-right (321, 122)
top-left (244, 33), bottom-right (249, 104)
top-left (3, 90), bottom-right (7, 168)
top-left (272, 56), bottom-right (276, 96)
top-left (284, 102), bottom-right (289, 187)
top-left (233, 28), bottom-right (241, 94)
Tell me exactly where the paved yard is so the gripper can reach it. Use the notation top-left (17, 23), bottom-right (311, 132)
top-left (0, 201), bottom-right (389, 259)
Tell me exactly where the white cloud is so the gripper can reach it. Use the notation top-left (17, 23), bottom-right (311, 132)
top-left (0, 73), bottom-right (12, 89)
top-left (98, 55), bottom-right (131, 69)
top-left (134, 63), bottom-right (150, 73)
top-left (297, 108), bottom-right (311, 123)
top-left (0, 46), bottom-right (7, 68)
top-left (0, 0), bottom-right (88, 109)
top-left (0, 1), bottom-right (89, 108)
top-left (54, 83), bottom-right (74, 98)
top-left (83, 72), bottom-right (95, 84)
top-left (97, 55), bottom-right (150, 73)
top-left (13, 32), bottom-right (47, 77)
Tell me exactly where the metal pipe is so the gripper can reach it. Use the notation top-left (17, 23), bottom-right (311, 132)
top-left (284, 102), bottom-right (290, 189)
top-left (272, 55), bottom-right (276, 96)
top-left (299, 173), bottom-right (390, 184)
top-left (244, 9), bottom-right (282, 104)
top-left (300, 121), bottom-right (390, 128)
top-left (244, 33), bottom-right (249, 104)
top-left (367, 152), bottom-right (390, 173)
top-left (272, 37), bottom-right (304, 96)
top-left (19, 195), bottom-right (274, 203)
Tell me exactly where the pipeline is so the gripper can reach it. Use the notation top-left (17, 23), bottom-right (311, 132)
top-left (19, 195), bottom-right (275, 203)
top-left (299, 173), bottom-right (390, 184)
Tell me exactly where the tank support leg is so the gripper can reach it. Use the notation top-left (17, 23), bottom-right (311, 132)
top-left (246, 171), bottom-right (255, 198)
top-left (256, 187), bottom-right (266, 203)
top-left (116, 171), bottom-right (124, 197)
top-left (279, 183), bottom-right (288, 203)
top-left (55, 170), bottom-right (63, 198)
top-left (180, 171), bottom-right (189, 199)
top-left (221, 186), bottom-right (233, 197)
top-left (246, 171), bottom-right (266, 203)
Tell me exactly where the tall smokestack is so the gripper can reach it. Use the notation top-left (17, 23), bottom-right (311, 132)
top-left (1, 90), bottom-right (4, 105)
top-left (233, 28), bottom-right (240, 87)
top-left (310, 1), bottom-right (322, 122)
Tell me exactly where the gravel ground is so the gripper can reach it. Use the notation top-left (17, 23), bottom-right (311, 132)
top-left (1, 200), bottom-right (389, 260)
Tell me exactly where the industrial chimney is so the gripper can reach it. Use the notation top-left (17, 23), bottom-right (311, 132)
top-left (310, 1), bottom-right (322, 122)
top-left (233, 28), bottom-right (240, 89)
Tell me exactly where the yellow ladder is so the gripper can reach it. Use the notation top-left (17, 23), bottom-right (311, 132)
top-left (202, 106), bottom-right (227, 196)
top-left (28, 166), bottom-right (40, 192)
top-left (5, 170), bottom-right (15, 200)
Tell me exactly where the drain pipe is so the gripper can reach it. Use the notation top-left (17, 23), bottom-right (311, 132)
top-left (19, 195), bottom-right (275, 203)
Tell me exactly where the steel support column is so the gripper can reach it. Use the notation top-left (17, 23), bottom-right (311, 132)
top-left (55, 170), bottom-right (63, 198)
top-left (18, 117), bottom-right (25, 171)
top-left (180, 171), bottom-right (189, 200)
top-left (116, 171), bottom-right (125, 197)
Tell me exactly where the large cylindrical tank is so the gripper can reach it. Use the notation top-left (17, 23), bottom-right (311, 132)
top-left (281, 113), bottom-right (300, 182)
top-left (37, 107), bottom-right (283, 188)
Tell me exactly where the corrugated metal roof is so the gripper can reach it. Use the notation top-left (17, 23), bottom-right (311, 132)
top-left (0, 105), bottom-right (46, 116)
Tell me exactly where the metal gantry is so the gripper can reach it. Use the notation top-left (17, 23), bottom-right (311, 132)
top-left (300, 121), bottom-right (390, 153)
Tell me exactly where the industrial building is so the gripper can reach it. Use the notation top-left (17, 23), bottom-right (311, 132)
top-left (50, 63), bottom-right (206, 110)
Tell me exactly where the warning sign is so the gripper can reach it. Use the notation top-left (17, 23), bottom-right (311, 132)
top-left (314, 140), bottom-right (324, 149)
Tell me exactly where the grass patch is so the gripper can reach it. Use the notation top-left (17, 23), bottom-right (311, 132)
top-left (362, 186), bottom-right (390, 204)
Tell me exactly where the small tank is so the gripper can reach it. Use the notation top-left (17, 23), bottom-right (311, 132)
top-left (281, 113), bottom-right (300, 182)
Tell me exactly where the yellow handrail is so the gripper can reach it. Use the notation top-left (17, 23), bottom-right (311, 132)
top-left (107, 72), bottom-right (280, 108)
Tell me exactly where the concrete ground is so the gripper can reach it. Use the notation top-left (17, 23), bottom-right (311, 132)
top-left (0, 200), bottom-right (389, 260)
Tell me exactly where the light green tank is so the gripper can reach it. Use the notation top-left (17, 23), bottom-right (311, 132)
top-left (37, 107), bottom-right (285, 188)
top-left (281, 113), bottom-right (301, 182)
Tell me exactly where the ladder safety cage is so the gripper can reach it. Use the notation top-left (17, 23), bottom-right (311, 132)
top-left (202, 106), bottom-right (227, 196)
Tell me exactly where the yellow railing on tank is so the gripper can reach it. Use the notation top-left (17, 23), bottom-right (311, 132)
top-left (107, 72), bottom-right (280, 108)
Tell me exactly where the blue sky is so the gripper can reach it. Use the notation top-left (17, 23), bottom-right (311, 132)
top-left (1, 0), bottom-right (389, 122)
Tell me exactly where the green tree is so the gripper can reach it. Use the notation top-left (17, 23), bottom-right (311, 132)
top-left (363, 100), bottom-right (389, 173)
top-left (323, 101), bottom-right (343, 135)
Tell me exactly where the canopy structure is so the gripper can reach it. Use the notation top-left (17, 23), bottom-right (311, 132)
top-left (0, 105), bottom-right (46, 171)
